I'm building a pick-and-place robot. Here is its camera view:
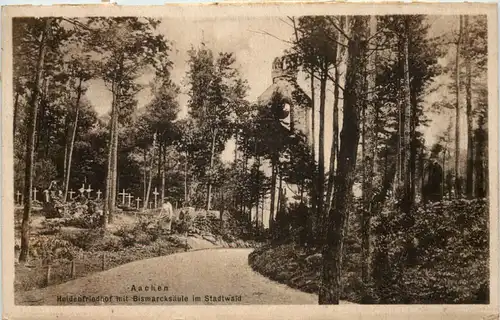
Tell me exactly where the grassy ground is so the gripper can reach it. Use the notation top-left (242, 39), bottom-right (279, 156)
top-left (15, 240), bottom-right (185, 292)
top-left (14, 210), bottom-right (188, 293)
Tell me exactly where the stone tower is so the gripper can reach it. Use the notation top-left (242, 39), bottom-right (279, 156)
top-left (255, 56), bottom-right (313, 228)
top-left (257, 55), bottom-right (312, 144)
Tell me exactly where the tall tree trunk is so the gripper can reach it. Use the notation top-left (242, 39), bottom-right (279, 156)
top-left (474, 111), bottom-right (487, 198)
top-left (277, 169), bottom-right (283, 217)
top-left (420, 149), bottom-right (425, 202)
top-left (143, 148), bottom-right (147, 202)
top-left (206, 128), bottom-right (218, 211)
top-left (20, 18), bottom-right (52, 263)
top-left (63, 121), bottom-right (68, 185)
top-left (255, 193), bottom-right (259, 231)
top-left (63, 78), bottom-right (83, 202)
top-left (394, 37), bottom-right (404, 194)
top-left (360, 15), bottom-right (378, 302)
top-left (410, 87), bottom-right (418, 203)
top-left (312, 67), bottom-right (328, 245)
top-left (455, 16), bottom-right (463, 198)
top-left (220, 189), bottom-right (224, 229)
top-left (401, 17), bottom-right (413, 214)
top-left (103, 89), bottom-right (116, 227)
top-left (110, 102), bottom-right (119, 217)
top-left (157, 142), bottom-right (162, 180)
top-left (35, 77), bottom-right (49, 153)
top-left (310, 69), bottom-right (316, 157)
top-left (13, 91), bottom-right (20, 136)
top-left (38, 81), bottom-right (51, 158)
top-left (144, 135), bottom-right (156, 209)
top-left (326, 18), bottom-right (345, 216)
top-left (161, 145), bottom-right (166, 206)
top-left (234, 130), bottom-right (238, 163)
top-left (184, 152), bottom-right (188, 205)
top-left (308, 68), bottom-right (318, 245)
top-left (261, 190), bottom-right (265, 231)
top-left (320, 16), bottom-right (366, 304)
top-left (464, 16), bottom-right (473, 199)
top-left (269, 157), bottom-right (277, 231)
top-left (442, 150), bottom-right (447, 198)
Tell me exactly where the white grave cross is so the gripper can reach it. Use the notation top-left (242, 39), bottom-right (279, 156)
top-left (68, 190), bottom-right (75, 200)
top-left (32, 188), bottom-right (38, 201)
top-left (86, 185), bottom-right (93, 197)
top-left (127, 193), bottom-right (133, 207)
top-left (135, 197), bottom-right (142, 209)
top-left (153, 188), bottom-right (159, 208)
top-left (119, 189), bottom-right (127, 205)
top-left (16, 191), bottom-right (21, 204)
top-left (96, 190), bottom-right (102, 200)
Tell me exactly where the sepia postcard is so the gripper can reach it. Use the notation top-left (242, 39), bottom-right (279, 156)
top-left (1, 2), bottom-right (499, 320)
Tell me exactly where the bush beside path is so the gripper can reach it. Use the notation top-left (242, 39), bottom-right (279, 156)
top-left (248, 199), bottom-right (489, 304)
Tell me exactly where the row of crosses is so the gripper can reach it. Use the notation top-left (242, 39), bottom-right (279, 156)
top-left (15, 185), bottom-right (101, 204)
top-left (15, 186), bottom-right (163, 210)
top-left (117, 188), bottom-right (161, 209)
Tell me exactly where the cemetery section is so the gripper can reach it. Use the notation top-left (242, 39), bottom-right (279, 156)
top-left (14, 186), bottom-right (261, 300)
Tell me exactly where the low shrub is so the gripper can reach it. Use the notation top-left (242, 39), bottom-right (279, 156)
top-left (372, 198), bottom-right (488, 304)
top-left (172, 210), bottom-right (193, 234)
top-left (29, 235), bottom-right (77, 264)
top-left (113, 216), bottom-right (168, 247)
top-left (250, 199), bottom-right (489, 304)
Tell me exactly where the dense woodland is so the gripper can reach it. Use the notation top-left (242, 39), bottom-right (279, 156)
top-left (14, 15), bottom-right (488, 304)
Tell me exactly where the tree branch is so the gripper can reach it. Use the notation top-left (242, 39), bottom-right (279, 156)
top-left (326, 16), bottom-right (351, 41)
top-left (247, 29), bottom-right (294, 44)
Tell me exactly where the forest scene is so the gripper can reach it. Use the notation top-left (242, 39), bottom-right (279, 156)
top-left (12, 14), bottom-right (489, 305)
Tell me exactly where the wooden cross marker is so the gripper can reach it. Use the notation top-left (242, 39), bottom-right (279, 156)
top-left (127, 193), bottom-right (133, 207)
top-left (86, 185), bottom-right (93, 197)
top-left (16, 191), bottom-right (21, 204)
top-left (135, 197), bottom-right (142, 210)
top-left (96, 190), bottom-right (102, 200)
top-left (153, 188), bottom-right (159, 208)
top-left (149, 201), bottom-right (153, 209)
top-left (68, 190), bottom-right (75, 200)
top-left (78, 184), bottom-right (85, 195)
top-left (32, 188), bottom-right (38, 201)
top-left (43, 189), bottom-right (50, 202)
top-left (119, 189), bottom-right (127, 205)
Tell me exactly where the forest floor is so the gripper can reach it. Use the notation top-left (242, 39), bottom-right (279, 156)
top-left (14, 208), bottom-right (259, 297)
top-left (248, 243), bottom-right (361, 302)
top-left (248, 199), bottom-right (489, 304)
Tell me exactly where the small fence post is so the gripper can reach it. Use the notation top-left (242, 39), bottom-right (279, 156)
top-left (70, 260), bottom-right (76, 278)
top-left (45, 264), bottom-right (52, 286)
top-left (101, 252), bottom-right (106, 271)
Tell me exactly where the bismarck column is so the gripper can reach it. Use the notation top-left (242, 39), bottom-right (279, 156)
top-left (257, 55), bottom-right (312, 145)
top-left (255, 55), bottom-right (313, 225)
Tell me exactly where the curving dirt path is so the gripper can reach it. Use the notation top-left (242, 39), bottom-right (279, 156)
top-left (17, 248), bottom-right (325, 305)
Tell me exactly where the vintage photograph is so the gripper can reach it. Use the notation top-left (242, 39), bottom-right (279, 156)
top-left (3, 3), bottom-right (497, 314)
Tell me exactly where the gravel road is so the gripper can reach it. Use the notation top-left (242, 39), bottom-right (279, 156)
top-left (17, 248), bottom-right (320, 305)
